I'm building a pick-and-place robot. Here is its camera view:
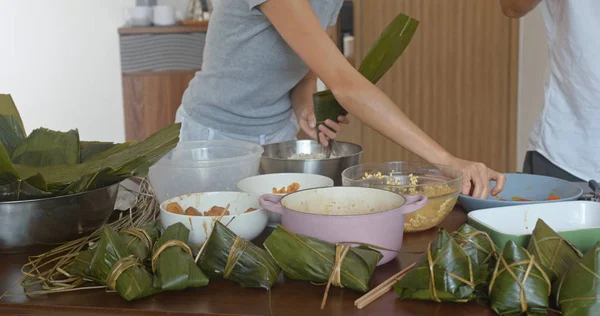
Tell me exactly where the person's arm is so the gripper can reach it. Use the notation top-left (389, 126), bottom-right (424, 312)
top-left (258, 0), bottom-right (505, 198)
top-left (499, 0), bottom-right (543, 18)
top-left (291, 70), bottom-right (348, 146)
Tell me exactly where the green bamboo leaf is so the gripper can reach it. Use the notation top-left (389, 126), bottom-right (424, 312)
top-left (152, 223), bottom-right (209, 291)
top-left (395, 229), bottom-right (479, 302)
top-left (0, 142), bottom-right (51, 201)
top-left (198, 221), bottom-right (280, 290)
top-left (83, 142), bottom-right (135, 162)
top-left (13, 123), bottom-right (181, 195)
top-left (314, 13), bottom-right (419, 126)
top-left (527, 219), bottom-right (583, 282)
top-left (489, 241), bottom-right (550, 315)
top-left (0, 94), bottom-right (27, 156)
top-left (556, 242), bottom-right (600, 316)
top-left (263, 225), bottom-right (382, 293)
top-left (11, 128), bottom-right (80, 166)
top-left (88, 226), bottom-right (158, 301)
top-left (79, 141), bottom-right (118, 162)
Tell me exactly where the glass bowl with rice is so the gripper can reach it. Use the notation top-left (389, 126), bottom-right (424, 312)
top-left (341, 161), bottom-right (463, 232)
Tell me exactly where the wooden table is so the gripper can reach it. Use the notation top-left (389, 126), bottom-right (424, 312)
top-left (0, 209), bottom-right (506, 315)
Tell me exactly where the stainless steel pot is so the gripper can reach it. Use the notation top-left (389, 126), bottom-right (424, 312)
top-left (0, 184), bottom-right (119, 253)
top-left (260, 140), bottom-right (362, 185)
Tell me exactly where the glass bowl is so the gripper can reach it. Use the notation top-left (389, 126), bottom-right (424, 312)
top-left (341, 161), bottom-right (463, 232)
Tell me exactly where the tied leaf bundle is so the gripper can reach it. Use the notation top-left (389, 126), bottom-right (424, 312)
top-left (394, 229), bottom-right (479, 303)
top-left (0, 93), bottom-right (180, 202)
top-left (313, 13), bottom-right (419, 126)
top-left (87, 226), bottom-right (157, 301)
top-left (452, 224), bottom-right (497, 267)
top-left (489, 241), bottom-right (551, 316)
top-left (119, 221), bottom-right (161, 265)
top-left (152, 223), bottom-right (209, 291)
top-left (264, 225), bottom-right (382, 309)
top-left (198, 221), bottom-right (280, 290)
top-left (527, 219), bottom-right (583, 282)
top-left (556, 242), bottom-right (600, 316)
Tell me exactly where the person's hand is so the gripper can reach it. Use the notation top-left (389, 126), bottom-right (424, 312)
top-left (446, 156), bottom-right (506, 199)
top-left (293, 102), bottom-right (349, 146)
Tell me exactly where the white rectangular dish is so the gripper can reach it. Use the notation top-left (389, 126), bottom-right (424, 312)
top-left (467, 201), bottom-right (600, 252)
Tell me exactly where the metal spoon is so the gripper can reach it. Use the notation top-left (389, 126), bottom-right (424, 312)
top-left (325, 139), bottom-right (334, 159)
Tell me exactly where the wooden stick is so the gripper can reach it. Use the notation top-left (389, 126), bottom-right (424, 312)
top-left (354, 262), bottom-right (416, 309)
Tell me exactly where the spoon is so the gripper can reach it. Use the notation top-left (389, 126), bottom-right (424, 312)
top-left (324, 139), bottom-right (334, 159)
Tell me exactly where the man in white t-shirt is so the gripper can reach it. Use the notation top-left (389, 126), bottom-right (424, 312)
top-left (500, 0), bottom-right (600, 182)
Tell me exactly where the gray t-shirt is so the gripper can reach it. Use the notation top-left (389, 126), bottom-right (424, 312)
top-left (181, 0), bottom-right (344, 136)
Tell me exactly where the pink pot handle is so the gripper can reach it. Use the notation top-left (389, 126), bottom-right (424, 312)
top-left (400, 194), bottom-right (428, 215)
top-left (259, 194), bottom-right (286, 215)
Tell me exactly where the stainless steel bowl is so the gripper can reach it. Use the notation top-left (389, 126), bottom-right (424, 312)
top-left (0, 184), bottom-right (119, 253)
top-left (260, 140), bottom-right (362, 185)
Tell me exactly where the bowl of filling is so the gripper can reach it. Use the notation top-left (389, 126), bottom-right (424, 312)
top-left (260, 140), bottom-right (362, 186)
top-left (458, 173), bottom-right (584, 212)
top-left (160, 192), bottom-right (268, 246)
top-left (341, 161), bottom-right (463, 233)
top-left (237, 173), bottom-right (334, 227)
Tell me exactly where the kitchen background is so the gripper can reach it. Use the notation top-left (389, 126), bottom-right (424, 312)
top-left (0, 0), bottom-right (548, 172)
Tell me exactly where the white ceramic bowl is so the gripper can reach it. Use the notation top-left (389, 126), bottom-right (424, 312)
top-left (159, 192), bottom-right (268, 246)
top-left (237, 173), bottom-right (334, 227)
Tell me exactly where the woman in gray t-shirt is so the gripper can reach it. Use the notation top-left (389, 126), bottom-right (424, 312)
top-left (177, 0), bottom-right (505, 198)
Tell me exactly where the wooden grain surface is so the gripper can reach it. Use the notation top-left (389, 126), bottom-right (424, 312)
top-left (337, 0), bottom-right (519, 172)
top-left (0, 208), bottom-right (535, 316)
top-left (122, 70), bottom-right (197, 141)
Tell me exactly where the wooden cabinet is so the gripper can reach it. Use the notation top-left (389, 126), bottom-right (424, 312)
top-left (122, 70), bottom-right (197, 141)
top-left (119, 25), bottom-right (207, 141)
top-left (336, 0), bottom-right (519, 172)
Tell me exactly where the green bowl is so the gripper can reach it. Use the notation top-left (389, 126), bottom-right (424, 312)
top-left (467, 201), bottom-right (600, 253)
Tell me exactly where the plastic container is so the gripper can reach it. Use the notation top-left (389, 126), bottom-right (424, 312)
top-left (342, 161), bottom-right (462, 233)
top-left (148, 140), bottom-right (263, 202)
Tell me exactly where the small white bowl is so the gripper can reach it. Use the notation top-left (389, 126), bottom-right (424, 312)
top-left (237, 173), bottom-right (335, 227)
top-left (159, 192), bottom-right (268, 246)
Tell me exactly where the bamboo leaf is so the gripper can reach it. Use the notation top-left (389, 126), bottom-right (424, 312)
top-left (314, 13), bottom-right (419, 126)
top-left (79, 141), bottom-right (117, 162)
top-left (557, 242), bottom-right (600, 316)
top-left (88, 226), bottom-right (158, 300)
top-left (395, 229), bottom-right (478, 302)
top-left (358, 14), bottom-right (419, 84)
top-left (11, 128), bottom-right (80, 166)
top-left (263, 225), bottom-right (382, 293)
top-left (152, 223), bottom-right (209, 291)
top-left (198, 221), bottom-right (280, 290)
top-left (527, 219), bottom-right (583, 282)
top-left (13, 123), bottom-right (181, 196)
top-left (489, 241), bottom-right (550, 315)
top-left (0, 94), bottom-right (26, 156)
top-left (0, 142), bottom-right (51, 201)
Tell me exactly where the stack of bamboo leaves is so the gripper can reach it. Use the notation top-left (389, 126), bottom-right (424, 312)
top-left (0, 94), bottom-right (180, 202)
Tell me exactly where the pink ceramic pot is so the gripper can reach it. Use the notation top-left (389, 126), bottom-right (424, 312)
top-left (259, 187), bottom-right (427, 265)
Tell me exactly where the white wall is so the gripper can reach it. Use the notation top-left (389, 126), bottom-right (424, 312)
top-left (516, 7), bottom-right (549, 170)
top-left (0, 0), bottom-right (134, 143)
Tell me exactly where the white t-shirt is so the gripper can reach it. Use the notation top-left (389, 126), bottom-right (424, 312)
top-left (529, 0), bottom-right (600, 181)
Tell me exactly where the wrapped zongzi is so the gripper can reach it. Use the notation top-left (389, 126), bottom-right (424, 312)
top-left (152, 223), bottom-right (209, 291)
top-left (527, 219), bottom-right (582, 282)
top-left (556, 242), bottom-right (600, 316)
top-left (119, 221), bottom-right (161, 265)
top-left (394, 229), bottom-right (479, 303)
top-left (198, 221), bottom-right (280, 290)
top-left (263, 225), bottom-right (382, 293)
top-left (452, 224), bottom-right (497, 268)
top-left (489, 241), bottom-right (551, 315)
top-left (88, 226), bottom-right (157, 301)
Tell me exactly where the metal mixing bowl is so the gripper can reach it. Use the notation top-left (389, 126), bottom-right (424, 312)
top-left (260, 140), bottom-right (362, 185)
top-left (0, 184), bottom-right (119, 253)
